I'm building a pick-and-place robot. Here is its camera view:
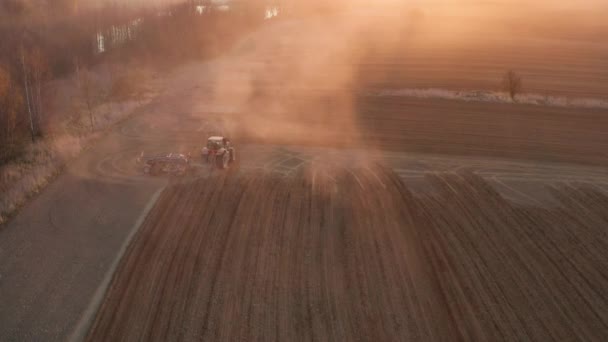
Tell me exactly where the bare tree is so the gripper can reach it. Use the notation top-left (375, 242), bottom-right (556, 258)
top-left (502, 70), bottom-right (523, 101)
top-left (2, 0), bottom-right (32, 16)
top-left (0, 66), bottom-right (11, 147)
top-left (0, 66), bottom-right (8, 100)
top-left (50, 0), bottom-right (78, 16)
top-left (27, 48), bottom-right (49, 128)
top-left (76, 66), bottom-right (99, 131)
top-left (0, 65), bottom-right (24, 158)
top-left (21, 46), bottom-right (36, 142)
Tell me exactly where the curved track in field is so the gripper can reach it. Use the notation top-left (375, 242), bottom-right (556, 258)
top-left (87, 166), bottom-right (608, 341)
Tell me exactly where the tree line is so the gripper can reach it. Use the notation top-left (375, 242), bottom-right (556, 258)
top-left (0, 0), bottom-right (272, 164)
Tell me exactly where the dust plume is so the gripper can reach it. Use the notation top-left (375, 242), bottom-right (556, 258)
top-left (198, 5), bottom-right (418, 148)
top-left (198, 0), bottom-right (608, 148)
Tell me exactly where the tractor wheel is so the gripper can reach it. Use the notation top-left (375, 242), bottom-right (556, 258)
top-left (216, 154), bottom-right (228, 169)
top-left (150, 163), bottom-right (162, 175)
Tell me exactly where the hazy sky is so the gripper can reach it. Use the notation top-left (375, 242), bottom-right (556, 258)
top-left (76, 0), bottom-right (608, 10)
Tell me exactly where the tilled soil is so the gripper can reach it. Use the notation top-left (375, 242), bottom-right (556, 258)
top-left (87, 166), bottom-right (608, 341)
top-left (356, 96), bottom-right (608, 166)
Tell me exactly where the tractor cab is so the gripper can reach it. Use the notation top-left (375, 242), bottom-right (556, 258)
top-left (201, 136), bottom-right (236, 169)
top-left (206, 136), bottom-right (229, 150)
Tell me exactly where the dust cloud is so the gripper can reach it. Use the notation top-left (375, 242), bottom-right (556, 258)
top-left (193, 4), bottom-right (417, 149)
top-left (193, 0), bottom-right (608, 149)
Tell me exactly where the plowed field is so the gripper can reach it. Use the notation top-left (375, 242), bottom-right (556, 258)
top-left (87, 166), bottom-right (608, 341)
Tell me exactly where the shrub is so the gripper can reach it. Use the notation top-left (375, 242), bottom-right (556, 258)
top-left (502, 70), bottom-right (523, 101)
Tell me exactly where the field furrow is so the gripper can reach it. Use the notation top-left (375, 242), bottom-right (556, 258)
top-left (87, 166), bottom-right (608, 341)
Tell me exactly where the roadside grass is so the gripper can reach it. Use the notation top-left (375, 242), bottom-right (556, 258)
top-left (0, 66), bottom-right (162, 225)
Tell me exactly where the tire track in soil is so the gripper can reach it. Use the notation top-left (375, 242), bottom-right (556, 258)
top-left (87, 166), bottom-right (608, 341)
top-left (417, 172), bottom-right (608, 341)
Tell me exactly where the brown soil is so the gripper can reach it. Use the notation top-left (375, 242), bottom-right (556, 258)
top-left (356, 96), bottom-right (608, 166)
top-left (87, 166), bottom-right (608, 341)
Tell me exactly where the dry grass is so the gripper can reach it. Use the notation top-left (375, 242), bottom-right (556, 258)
top-left (0, 135), bottom-right (96, 224)
top-left (0, 66), bottom-right (161, 225)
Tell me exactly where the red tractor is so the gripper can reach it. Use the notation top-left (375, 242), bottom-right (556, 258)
top-left (201, 136), bottom-right (236, 169)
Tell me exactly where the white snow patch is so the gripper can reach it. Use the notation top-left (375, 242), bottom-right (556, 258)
top-left (371, 88), bottom-right (608, 110)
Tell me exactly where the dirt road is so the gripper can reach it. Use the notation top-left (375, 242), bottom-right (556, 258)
top-left (0, 99), bottom-right (168, 340)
